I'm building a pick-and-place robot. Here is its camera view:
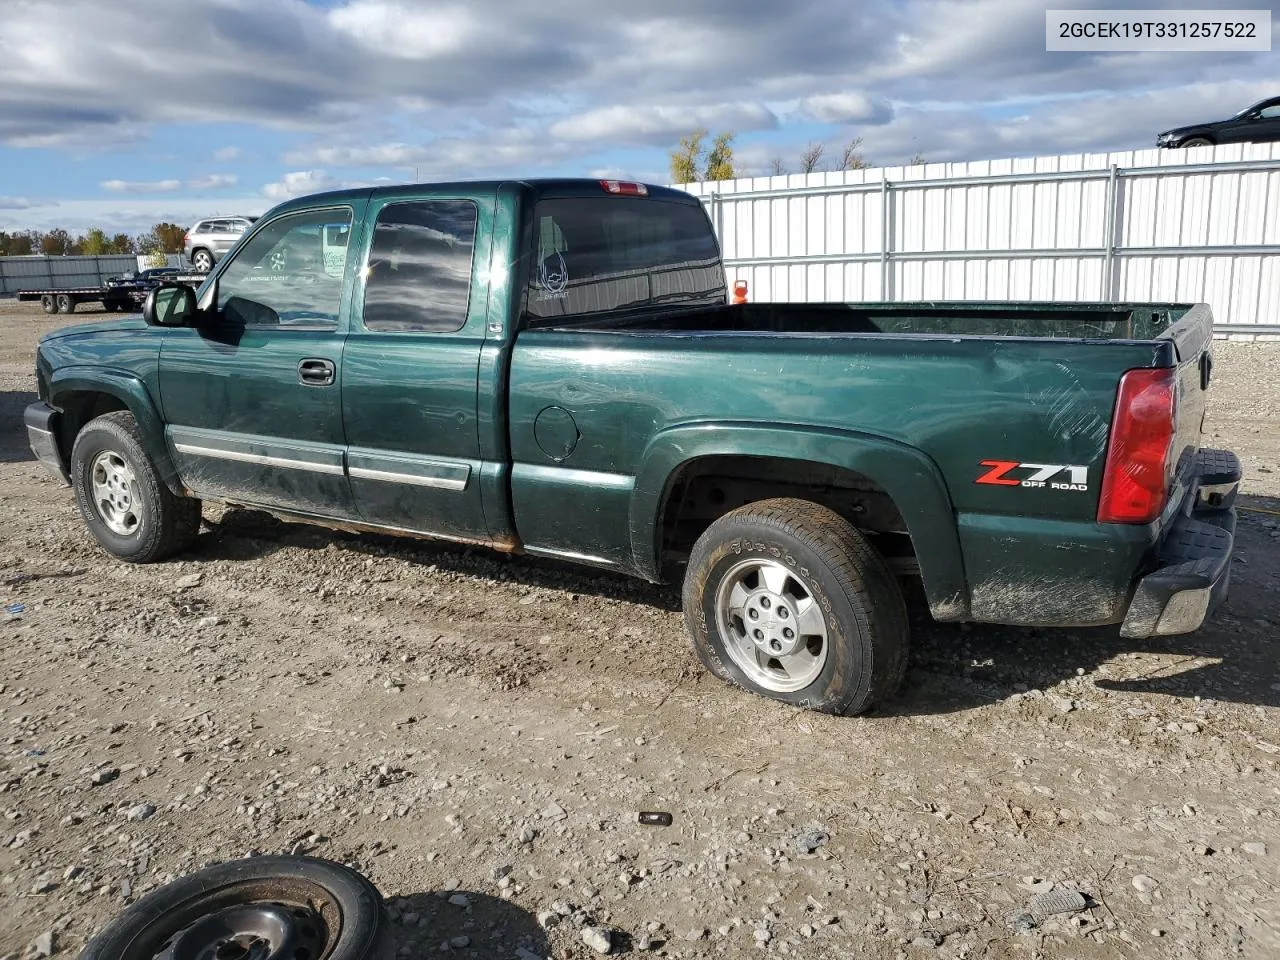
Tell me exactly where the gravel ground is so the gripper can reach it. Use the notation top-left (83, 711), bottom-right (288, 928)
top-left (1, 300), bottom-right (1278, 960)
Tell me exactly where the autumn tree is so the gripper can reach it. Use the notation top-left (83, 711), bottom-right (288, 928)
top-left (10, 232), bottom-right (37, 255)
top-left (39, 228), bottom-right (72, 255)
top-left (152, 222), bottom-right (187, 254)
top-left (703, 132), bottom-right (736, 181)
top-left (81, 227), bottom-right (110, 255)
top-left (670, 129), bottom-right (708, 184)
top-left (839, 136), bottom-right (871, 170)
top-left (799, 142), bottom-right (826, 174)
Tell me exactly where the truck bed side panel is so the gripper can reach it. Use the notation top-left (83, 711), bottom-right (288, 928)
top-left (507, 329), bottom-right (1165, 609)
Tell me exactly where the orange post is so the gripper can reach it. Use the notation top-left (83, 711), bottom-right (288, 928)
top-left (732, 280), bottom-right (748, 304)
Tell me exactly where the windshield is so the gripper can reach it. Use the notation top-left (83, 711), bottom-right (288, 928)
top-left (523, 197), bottom-right (723, 323)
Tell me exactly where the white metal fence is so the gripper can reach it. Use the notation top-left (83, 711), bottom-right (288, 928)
top-left (675, 141), bottom-right (1280, 337)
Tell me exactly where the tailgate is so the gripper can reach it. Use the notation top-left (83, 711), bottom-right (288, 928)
top-left (1158, 303), bottom-right (1215, 523)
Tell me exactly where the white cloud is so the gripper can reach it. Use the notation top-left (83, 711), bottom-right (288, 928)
top-left (551, 103), bottom-right (778, 145)
top-left (261, 170), bottom-right (339, 200)
top-left (3, 0), bottom-right (1280, 216)
top-left (187, 174), bottom-right (239, 190)
top-left (0, 196), bottom-right (38, 210)
top-left (327, 1), bottom-right (479, 59)
top-left (100, 179), bottom-right (182, 194)
top-left (797, 92), bottom-right (893, 125)
top-left (260, 170), bottom-right (396, 200)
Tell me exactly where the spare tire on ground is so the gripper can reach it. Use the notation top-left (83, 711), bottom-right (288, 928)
top-left (79, 855), bottom-right (393, 960)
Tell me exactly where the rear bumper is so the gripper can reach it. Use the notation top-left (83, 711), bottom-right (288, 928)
top-left (24, 401), bottom-right (69, 485)
top-left (1120, 448), bottom-right (1239, 638)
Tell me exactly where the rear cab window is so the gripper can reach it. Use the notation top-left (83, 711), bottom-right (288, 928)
top-left (524, 196), bottom-right (723, 324)
top-left (360, 200), bottom-right (478, 333)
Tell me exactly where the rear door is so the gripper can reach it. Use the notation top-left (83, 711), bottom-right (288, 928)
top-left (341, 192), bottom-right (496, 541)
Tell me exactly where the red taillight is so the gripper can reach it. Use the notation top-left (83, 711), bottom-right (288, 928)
top-left (600, 180), bottom-right (648, 196)
top-left (1097, 368), bottom-right (1177, 524)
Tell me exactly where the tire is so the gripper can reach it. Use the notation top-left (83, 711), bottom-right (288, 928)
top-left (192, 249), bottom-right (213, 273)
top-left (1180, 137), bottom-right (1213, 148)
top-left (79, 855), bottom-right (393, 960)
top-left (683, 498), bottom-right (909, 716)
top-left (40, 294), bottom-right (56, 314)
top-left (70, 410), bottom-right (202, 563)
top-left (56, 293), bottom-right (75, 314)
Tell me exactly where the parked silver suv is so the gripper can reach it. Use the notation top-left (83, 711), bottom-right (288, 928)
top-left (183, 216), bottom-right (258, 272)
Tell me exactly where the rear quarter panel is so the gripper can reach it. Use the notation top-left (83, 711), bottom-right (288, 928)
top-left (508, 329), bottom-right (1171, 623)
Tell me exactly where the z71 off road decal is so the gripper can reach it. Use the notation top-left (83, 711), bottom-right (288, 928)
top-left (976, 460), bottom-right (1089, 492)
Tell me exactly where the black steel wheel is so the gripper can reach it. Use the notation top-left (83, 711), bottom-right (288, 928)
top-left (79, 856), bottom-right (392, 960)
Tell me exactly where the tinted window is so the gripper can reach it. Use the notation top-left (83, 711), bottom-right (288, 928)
top-left (194, 222), bottom-right (213, 234)
top-left (1260, 104), bottom-right (1280, 119)
top-left (525, 197), bottom-right (722, 322)
top-left (361, 200), bottom-right (477, 333)
top-left (215, 208), bottom-right (353, 329)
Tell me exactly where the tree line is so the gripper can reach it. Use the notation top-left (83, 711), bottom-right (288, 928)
top-left (0, 222), bottom-right (188, 258)
top-left (670, 130), bottom-right (924, 183)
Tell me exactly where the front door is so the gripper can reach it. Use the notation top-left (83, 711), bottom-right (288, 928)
top-left (160, 202), bottom-right (364, 518)
top-left (341, 194), bottom-right (494, 541)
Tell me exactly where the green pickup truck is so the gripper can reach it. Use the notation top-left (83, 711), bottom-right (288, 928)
top-left (24, 178), bottom-right (1240, 715)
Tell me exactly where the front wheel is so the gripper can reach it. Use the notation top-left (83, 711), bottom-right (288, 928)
top-left (683, 498), bottom-right (909, 716)
top-left (71, 410), bottom-right (202, 562)
top-left (1180, 137), bottom-right (1213, 148)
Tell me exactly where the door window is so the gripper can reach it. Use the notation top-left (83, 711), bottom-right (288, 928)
top-left (361, 200), bottom-right (478, 333)
top-left (215, 208), bottom-right (353, 329)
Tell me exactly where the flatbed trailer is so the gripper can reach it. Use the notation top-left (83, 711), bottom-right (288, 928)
top-left (15, 275), bottom-right (206, 314)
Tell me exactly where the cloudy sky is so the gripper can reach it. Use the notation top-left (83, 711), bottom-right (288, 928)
top-left (1, 0), bottom-right (1278, 233)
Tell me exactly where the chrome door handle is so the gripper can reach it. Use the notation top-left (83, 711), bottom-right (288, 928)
top-left (298, 358), bottom-right (335, 386)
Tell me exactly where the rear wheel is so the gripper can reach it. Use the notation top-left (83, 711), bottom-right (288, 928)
top-left (56, 293), bottom-right (75, 314)
top-left (40, 294), bottom-right (56, 314)
top-left (683, 498), bottom-right (909, 715)
top-left (70, 410), bottom-right (202, 563)
top-left (192, 249), bottom-right (213, 273)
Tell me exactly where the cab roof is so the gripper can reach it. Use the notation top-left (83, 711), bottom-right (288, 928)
top-left (265, 178), bottom-right (700, 217)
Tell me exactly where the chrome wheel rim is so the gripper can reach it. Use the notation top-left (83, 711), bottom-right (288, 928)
top-left (714, 558), bottom-right (829, 693)
top-left (90, 450), bottom-right (142, 536)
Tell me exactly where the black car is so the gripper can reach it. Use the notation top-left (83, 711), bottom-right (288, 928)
top-left (1157, 96), bottom-right (1280, 148)
top-left (102, 267), bottom-right (184, 308)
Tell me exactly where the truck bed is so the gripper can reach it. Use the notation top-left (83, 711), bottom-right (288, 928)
top-left (538, 300), bottom-right (1194, 341)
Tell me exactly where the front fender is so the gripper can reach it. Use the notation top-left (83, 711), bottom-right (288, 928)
top-left (629, 421), bottom-right (970, 620)
top-left (48, 367), bottom-right (185, 496)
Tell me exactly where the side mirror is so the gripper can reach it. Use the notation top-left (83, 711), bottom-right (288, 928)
top-left (142, 283), bottom-right (197, 327)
